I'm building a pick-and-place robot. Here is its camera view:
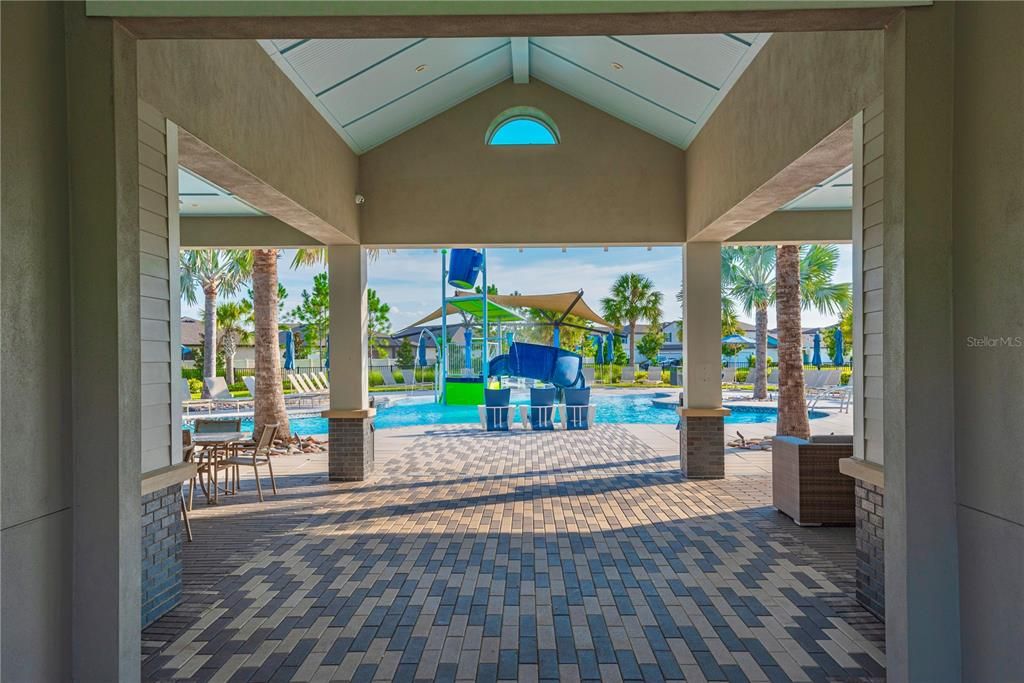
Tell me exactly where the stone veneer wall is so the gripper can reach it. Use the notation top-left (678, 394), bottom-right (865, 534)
top-left (329, 417), bottom-right (375, 481)
top-left (679, 416), bottom-right (725, 479)
top-left (141, 484), bottom-right (183, 627)
top-left (855, 481), bottom-right (885, 620)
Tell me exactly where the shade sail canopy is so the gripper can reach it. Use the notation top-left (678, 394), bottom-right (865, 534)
top-left (406, 291), bottom-right (611, 329)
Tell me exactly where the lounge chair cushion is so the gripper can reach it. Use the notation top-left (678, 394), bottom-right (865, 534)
top-left (484, 388), bottom-right (511, 431)
top-left (529, 388), bottom-right (556, 431)
top-left (563, 388), bottom-right (591, 430)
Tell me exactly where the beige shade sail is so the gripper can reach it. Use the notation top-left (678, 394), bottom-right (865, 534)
top-left (406, 290), bottom-right (612, 330)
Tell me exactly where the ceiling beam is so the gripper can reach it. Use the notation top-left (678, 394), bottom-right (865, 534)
top-left (180, 216), bottom-right (325, 249)
top-left (511, 37), bottom-right (529, 84)
top-left (113, 7), bottom-right (907, 40)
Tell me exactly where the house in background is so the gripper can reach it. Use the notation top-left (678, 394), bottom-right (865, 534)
top-left (180, 316), bottom-right (254, 368)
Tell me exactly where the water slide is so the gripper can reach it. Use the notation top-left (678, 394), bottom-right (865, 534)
top-left (488, 342), bottom-right (586, 389)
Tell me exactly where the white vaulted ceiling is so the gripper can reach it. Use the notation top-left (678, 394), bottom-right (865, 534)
top-left (260, 33), bottom-right (769, 153)
top-left (781, 166), bottom-right (854, 211)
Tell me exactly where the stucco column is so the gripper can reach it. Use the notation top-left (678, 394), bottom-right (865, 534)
top-left (883, 5), bottom-right (960, 681)
top-left (65, 8), bottom-right (142, 680)
top-left (679, 243), bottom-right (729, 478)
top-left (322, 245), bottom-right (374, 481)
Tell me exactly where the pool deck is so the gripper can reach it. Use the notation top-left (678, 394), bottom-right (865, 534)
top-left (146, 401), bottom-right (878, 682)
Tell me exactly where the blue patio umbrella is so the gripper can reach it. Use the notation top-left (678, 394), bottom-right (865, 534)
top-left (324, 335), bottom-right (329, 370)
top-left (592, 334), bottom-right (604, 363)
top-left (721, 333), bottom-right (756, 345)
top-left (283, 330), bottom-right (295, 371)
top-left (181, 345), bottom-right (192, 360)
top-left (464, 327), bottom-right (473, 371)
top-left (811, 331), bottom-right (822, 369)
top-left (604, 332), bottom-right (614, 364)
top-left (417, 335), bottom-right (428, 367)
top-left (833, 327), bottom-right (845, 366)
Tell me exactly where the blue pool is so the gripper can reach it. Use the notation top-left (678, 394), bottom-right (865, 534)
top-left (186, 393), bottom-right (827, 435)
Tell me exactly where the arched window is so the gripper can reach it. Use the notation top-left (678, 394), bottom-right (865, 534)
top-left (485, 107), bottom-right (560, 146)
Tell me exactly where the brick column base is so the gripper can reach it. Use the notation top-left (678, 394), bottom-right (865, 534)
top-left (329, 416), bottom-right (374, 481)
top-left (679, 415), bottom-right (725, 479)
top-left (855, 481), bottom-right (886, 619)
top-left (141, 484), bottom-right (183, 627)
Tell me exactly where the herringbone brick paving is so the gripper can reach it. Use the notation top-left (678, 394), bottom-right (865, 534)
top-left (144, 425), bottom-right (885, 682)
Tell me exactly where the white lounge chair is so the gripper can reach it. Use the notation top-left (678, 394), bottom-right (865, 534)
top-left (582, 366), bottom-right (596, 386)
top-left (181, 378), bottom-right (213, 413)
top-left (620, 365), bottom-right (636, 383)
top-left (646, 365), bottom-right (662, 385)
top-left (204, 377), bottom-right (252, 409)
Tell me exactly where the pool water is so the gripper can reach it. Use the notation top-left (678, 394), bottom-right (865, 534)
top-left (188, 393), bottom-right (827, 435)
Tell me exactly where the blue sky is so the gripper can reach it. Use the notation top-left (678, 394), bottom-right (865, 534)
top-left (184, 246), bottom-right (853, 332)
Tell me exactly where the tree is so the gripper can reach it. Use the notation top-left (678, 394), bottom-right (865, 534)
top-left (180, 249), bottom-right (252, 396)
top-left (637, 329), bottom-right (665, 363)
top-left (367, 288), bottom-right (391, 361)
top-left (252, 250), bottom-right (289, 436)
top-left (775, 244), bottom-right (853, 438)
top-left (396, 338), bottom-right (415, 369)
top-left (291, 272), bottom-right (331, 365)
top-left (722, 246), bottom-right (775, 399)
top-left (216, 301), bottom-right (252, 386)
top-left (600, 273), bottom-right (664, 365)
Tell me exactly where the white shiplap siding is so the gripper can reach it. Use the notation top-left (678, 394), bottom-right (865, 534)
top-left (853, 97), bottom-right (884, 465)
top-left (138, 100), bottom-right (183, 473)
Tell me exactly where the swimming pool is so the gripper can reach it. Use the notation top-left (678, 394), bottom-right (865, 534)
top-left (186, 392), bottom-right (827, 435)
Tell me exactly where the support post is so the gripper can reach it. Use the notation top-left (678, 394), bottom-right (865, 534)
top-left (440, 249), bottom-right (447, 404)
top-left (65, 8), bottom-right (142, 679)
top-left (323, 246), bottom-right (374, 481)
top-left (883, 5), bottom-right (960, 680)
top-left (679, 243), bottom-right (729, 478)
top-left (481, 248), bottom-right (489, 380)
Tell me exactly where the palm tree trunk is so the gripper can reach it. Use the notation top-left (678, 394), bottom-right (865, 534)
top-left (253, 249), bottom-right (290, 436)
top-left (223, 336), bottom-right (236, 386)
top-left (628, 321), bottom-right (636, 366)
top-left (202, 287), bottom-right (217, 397)
top-left (775, 245), bottom-right (810, 438)
top-left (753, 305), bottom-right (769, 400)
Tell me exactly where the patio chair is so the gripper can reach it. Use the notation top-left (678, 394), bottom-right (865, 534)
top-left (478, 388), bottom-right (515, 431)
top-left (620, 365), bottom-right (636, 383)
top-left (721, 367), bottom-right (736, 384)
top-left (559, 387), bottom-right (595, 430)
top-left (646, 365), bottom-right (663, 385)
top-left (204, 376), bottom-right (252, 409)
top-left (582, 366), bottom-right (596, 386)
top-left (225, 423), bottom-right (279, 502)
top-left (181, 378), bottom-right (213, 413)
top-left (287, 373), bottom-right (324, 406)
top-left (519, 387), bottom-right (556, 431)
top-left (314, 371), bottom-right (331, 391)
top-left (401, 369), bottom-right (415, 385)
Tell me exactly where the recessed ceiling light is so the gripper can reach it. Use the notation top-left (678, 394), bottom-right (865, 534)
top-left (415, 64), bottom-right (428, 73)
top-left (611, 62), bottom-right (624, 71)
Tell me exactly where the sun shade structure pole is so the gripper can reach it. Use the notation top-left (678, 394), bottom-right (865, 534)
top-left (481, 248), bottom-right (490, 381)
top-left (440, 249), bottom-right (448, 405)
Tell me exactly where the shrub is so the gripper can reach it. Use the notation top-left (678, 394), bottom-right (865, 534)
top-left (661, 370), bottom-right (671, 384)
top-left (228, 381), bottom-right (247, 393)
top-left (369, 370), bottom-right (384, 387)
top-left (187, 378), bottom-right (203, 397)
top-left (635, 370), bottom-right (648, 382)
top-left (735, 368), bottom-right (750, 383)
top-left (414, 367), bottom-right (435, 383)
top-left (393, 370), bottom-right (405, 383)
top-left (747, 354), bottom-right (756, 368)
top-left (610, 365), bottom-right (622, 383)
top-left (840, 368), bottom-right (852, 385)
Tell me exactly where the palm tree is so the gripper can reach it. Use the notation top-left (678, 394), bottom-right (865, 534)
top-left (775, 244), bottom-right (852, 437)
top-left (601, 273), bottom-right (664, 365)
top-left (216, 301), bottom-right (252, 386)
top-left (252, 249), bottom-right (290, 436)
top-left (180, 249), bottom-right (252, 396)
top-left (722, 246), bottom-right (775, 399)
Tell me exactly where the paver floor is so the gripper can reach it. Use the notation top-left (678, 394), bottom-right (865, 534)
top-left (144, 424), bottom-right (883, 682)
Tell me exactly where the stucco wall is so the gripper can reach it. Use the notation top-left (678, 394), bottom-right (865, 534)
top-left (685, 30), bottom-right (882, 240)
top-left (0, 3), bottom-right (73, 679)
top-left (951, 3), bottom-right (1024, 678)
top-left (359, 80), bottom-right (685, 247)
top-left (137, 39), bottom-right (359, 244)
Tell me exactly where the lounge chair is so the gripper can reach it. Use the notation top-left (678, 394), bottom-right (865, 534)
top-left (286, 373), bottom-right (323, 406)
top-left (620, 365), bottom-right (636, 383)
top-left (380, 367), bottom-right (399, 387)
top-left (181, 378), bottom-right (213, 413)
top-left (582, 366), bottom-right (596, 386)
top-left (646, 365), bottom-right (662, 385)
top-left (519, 387), bottom-right (556, 431)
top-left (478, 388), bottom-right (515, 431)
top-left (559, 388), bottom-right (595, 430)
top-left (721, 367), bottom-right (736, 384)
top-left (401, 369), bottom-right (415, 385)
top-left (204, 377), bottom-right (252, 409)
